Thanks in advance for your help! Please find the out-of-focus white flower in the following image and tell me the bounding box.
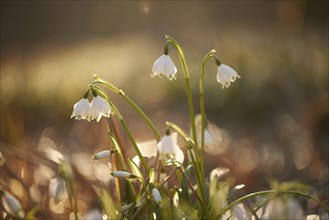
[71,98,91,121]
[157,134,180,160]
[262,197,303,219]
[111,171,136,179]
[90,96,111,122]
[83,209,104,220]
[0,151,5,166]
[92,150,112,160]
[232,203,249,220]
[216,64,240,89]
[195,114,227,155]
[152,188,163,207]
[306,214,320,220]
[152,54,177,81]
[49,177,67,204]
[1,192,25,218]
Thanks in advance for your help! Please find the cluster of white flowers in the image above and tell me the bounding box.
[71,96,111,122]
[152,52,240,88]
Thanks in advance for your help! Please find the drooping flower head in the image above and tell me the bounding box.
[157,131,181,161]
[71,88,111,122]
[1,192,25,218]
[49,177,67,204]
[71,98,91,121]
[152,45,177,81]
[215,59,240,89]
[152,188,163,207]
[89,96,112,122]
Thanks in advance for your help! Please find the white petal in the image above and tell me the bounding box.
[90,96,111,122]
[111,171,135,178]
[2,192,25,218]
[49,177,67,204]
[152,55,177,80]
[71,98,91,121]
[92,150,112,160]
[216,64,240,88]
[175,148,185,164]
[137,139,158,158]
[157,135,180,159]
[152,188,162,207]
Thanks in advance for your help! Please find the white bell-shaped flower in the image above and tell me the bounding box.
[216,64,240,89]
[1,192,25,218]
[71,98,91,121]
[152,54,177,81]
[90,96,111,122]
[262,197,303,219]
[152,188,163,207]
[49,177,67,204]
[157,134,180,160]
[83,209,103,220]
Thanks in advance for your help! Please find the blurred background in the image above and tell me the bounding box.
[0,0,328,217]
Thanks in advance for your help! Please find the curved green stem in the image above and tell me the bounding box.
[199,50,217,183]
[92,86,150,173]
[107,132,126,170]
[92,77,161,141]
[220,190,329,217]
[165,121,204,211]
[165,35,198,152]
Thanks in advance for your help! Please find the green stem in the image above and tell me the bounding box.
[92,86,150,173]
[165,36,205,215]
[199,50,216,173]
[220,190,329,217]
[92,77,161,140]
[165,121,204,211]
[165,35,198,149]
[107,132,126,170]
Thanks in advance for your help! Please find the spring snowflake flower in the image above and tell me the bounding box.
[152,188,163,207]
[90,96,111,122]
[152,54,177,81]
[71,98,91,121]
[92,150,112,160]
[49,177,67,204]
[157,134,180,160]
[262,197,303,219]
[111,171,136,179]
[216,64,240,89]
[1,192,25,218]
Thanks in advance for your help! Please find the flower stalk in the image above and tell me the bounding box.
[91,85,150,173]
[92,76,161,140]
[199,49,217,175]
[164,35,198,152]
[219,190,329,218]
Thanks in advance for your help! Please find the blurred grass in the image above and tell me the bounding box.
[0,0,328,191]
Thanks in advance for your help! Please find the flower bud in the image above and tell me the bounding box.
[92,150,116,160]
[49,177,67,204]
[1,192,25,218]
[111,171,136,179]
[152,188,162,207]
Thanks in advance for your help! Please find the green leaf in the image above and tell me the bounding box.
[127,158,143,181]
[26,205,40,220]
[149,168,155,184]
[180,165,192,205]
[125,179,136,204]
[99,189,118,219]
